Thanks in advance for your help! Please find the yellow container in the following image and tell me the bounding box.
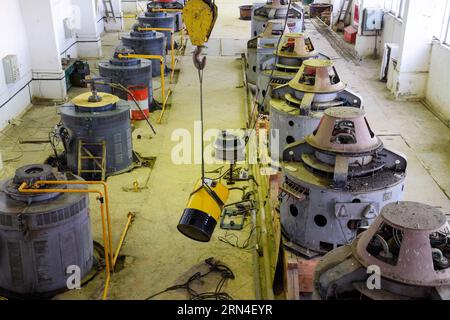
[177,179,229,242]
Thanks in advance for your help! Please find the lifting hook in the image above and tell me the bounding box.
[193,46,206,71]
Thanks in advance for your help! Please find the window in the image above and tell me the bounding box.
[431,0,449,40]
[384,0,404,18]
[398,0,406,18]
[446,13,450,45]
[431,0,450,45]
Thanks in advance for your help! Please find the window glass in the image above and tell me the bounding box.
[398,0,406,18]
[446,20,450,44]
[431,0,449,40]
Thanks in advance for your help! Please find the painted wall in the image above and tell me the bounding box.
[0,0,109,130]
[53,0,79,59]
[0,0,33,130]
[121,0,146,14]
[426,43,450,126]
[380,13,403,50]
[75,0,104,57]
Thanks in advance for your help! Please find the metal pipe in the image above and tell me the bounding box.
[32,180,113,269]
[253,164,274,300]
[137,27,176,72]
[170,57,179,83]
[251,209,262,299]
[113,212,136,268]
[117,53,166,104]
[241,54,262,300]
[149,8,183,13]
[157,88,173,124]
[18,181,112,300]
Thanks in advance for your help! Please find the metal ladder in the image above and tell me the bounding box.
[102,0,117,23]
[77,141,107,181]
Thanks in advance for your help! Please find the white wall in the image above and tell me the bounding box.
[53,0,79,59]
[0,0,33,130]
[0,0,112,130]
[75,0,104,57]
[20,0,67,101]
[426,43,450,126]
[380,13,403,50]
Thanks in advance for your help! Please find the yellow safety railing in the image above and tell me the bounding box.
[18,180,135,300]
[117,53,166,105]
[137,27,176,81]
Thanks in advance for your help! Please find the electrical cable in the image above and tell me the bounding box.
[218,225,261,251]
[93,81,157,135]
[145,258,234,300]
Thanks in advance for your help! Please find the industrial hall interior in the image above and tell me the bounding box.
[0,0,450,302]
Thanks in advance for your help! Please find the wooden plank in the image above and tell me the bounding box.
[286,258,300,300]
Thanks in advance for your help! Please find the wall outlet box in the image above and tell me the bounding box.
[2,55,20,84]
[363,8,383,31]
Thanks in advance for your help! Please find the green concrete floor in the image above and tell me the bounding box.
[0,0,449,300]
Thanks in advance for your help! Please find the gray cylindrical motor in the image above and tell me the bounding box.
[121,24,166,77]
[280,108,407,254]
[138,12,176,50]
[146,1,183,32]
[59,93,133,180]
[0,164,93,298]
[251,1,304,37]
[99,48,153,107]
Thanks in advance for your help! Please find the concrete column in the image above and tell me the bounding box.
[73,0,103,57]
[19,0,67,101]
[105,0,125,31]
[391,0,433,99]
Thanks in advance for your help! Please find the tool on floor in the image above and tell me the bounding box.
[177,0,230,242]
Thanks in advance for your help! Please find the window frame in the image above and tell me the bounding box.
[445,8,450,45]
[384,0,405,19]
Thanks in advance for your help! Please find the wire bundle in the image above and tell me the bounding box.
[146,257,235,300]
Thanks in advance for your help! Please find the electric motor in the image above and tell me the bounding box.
[280,107,407,254]
[0,164,93,298]
[121,23,166,77]
[59,92,134,180]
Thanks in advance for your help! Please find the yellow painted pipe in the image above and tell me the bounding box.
[157,88,173,124]
[117,53,166,105]
[137,27,176,72]
[149,8,183,13]
[32,180,113,269]
[18,181,112,300]
[170,58,179,83]
[112,212,135,268]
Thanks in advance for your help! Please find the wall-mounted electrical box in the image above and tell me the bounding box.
[63,17,74,39]
[363,8,383,31]
[2,55,20,84]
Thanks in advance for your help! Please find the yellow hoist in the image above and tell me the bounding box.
[177,0,230,242]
